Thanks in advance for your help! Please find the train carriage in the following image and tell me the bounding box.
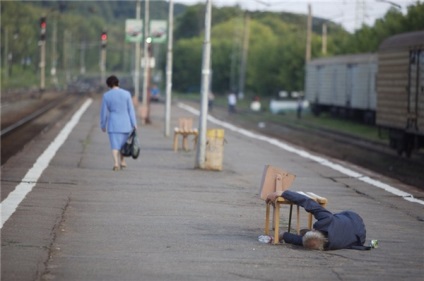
[376,31,424,156]
[305,54,378,122]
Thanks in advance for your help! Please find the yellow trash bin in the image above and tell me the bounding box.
[205,129,225,171]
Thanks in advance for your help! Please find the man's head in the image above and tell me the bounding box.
[106,75,119,88]
[302,230,327,251]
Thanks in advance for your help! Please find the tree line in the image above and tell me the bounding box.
[1,1,423,96]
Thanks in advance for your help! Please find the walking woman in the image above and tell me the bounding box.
[100,75,137,171]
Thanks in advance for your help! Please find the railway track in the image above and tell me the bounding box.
[1,98,65,136]
[203,102,424,190]
[1,92,86,166]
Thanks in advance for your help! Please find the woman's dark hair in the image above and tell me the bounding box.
[106,75,119,88]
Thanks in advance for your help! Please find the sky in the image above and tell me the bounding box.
[174,0,418,32]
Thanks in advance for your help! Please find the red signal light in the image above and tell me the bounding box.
[101,31,107,49]
[40,17,46,29]
[40,17,47,41]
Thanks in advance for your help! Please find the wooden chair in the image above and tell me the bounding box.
[264,191,327,245]
[259,165,328,244]
[173,118,198,151]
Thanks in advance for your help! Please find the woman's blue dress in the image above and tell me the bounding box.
[100,88,137,150]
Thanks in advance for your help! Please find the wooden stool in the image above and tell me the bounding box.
[173,118,198,151]
[264,191,328,244]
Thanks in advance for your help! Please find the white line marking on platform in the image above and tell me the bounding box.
[178,102,424,206]
[0,98,93,229]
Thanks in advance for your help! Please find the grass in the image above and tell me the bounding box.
[2,71,39,90]
[173,92,388,144]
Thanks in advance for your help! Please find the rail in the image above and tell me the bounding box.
[1,98,65,137]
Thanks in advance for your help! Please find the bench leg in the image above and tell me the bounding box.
[183,135,189,151]
[173,133,179,151]
[193,135,198,150]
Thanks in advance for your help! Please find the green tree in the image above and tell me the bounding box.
[173,37,203,92]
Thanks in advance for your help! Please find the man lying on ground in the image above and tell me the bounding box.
[266,190,369,250]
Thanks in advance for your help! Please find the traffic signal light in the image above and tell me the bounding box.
[40,17,46,41]
[101,31,107,48]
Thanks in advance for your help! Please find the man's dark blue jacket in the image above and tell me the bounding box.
[281,190,367,250]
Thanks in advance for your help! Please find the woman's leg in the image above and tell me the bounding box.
[112,149,120,169]
[120,153,127,167]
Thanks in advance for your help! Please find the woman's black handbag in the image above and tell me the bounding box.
[121,129,140,159]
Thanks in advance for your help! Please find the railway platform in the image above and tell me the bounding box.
[1,96,423,281]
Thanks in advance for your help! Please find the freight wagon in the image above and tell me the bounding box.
[305,53,378,124]
[376,31,424,157]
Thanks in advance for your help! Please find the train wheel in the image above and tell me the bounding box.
[396,145,403,156]
[404,134,414,158]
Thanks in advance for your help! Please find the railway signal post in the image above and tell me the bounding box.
[100,31,107,85]
[39,16,46,97]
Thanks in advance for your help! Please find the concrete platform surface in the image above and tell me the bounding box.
[1,97,423,281]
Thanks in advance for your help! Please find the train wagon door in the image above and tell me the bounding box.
[312,65,323,115]
[407,49,423,131]
[346,64,358,114]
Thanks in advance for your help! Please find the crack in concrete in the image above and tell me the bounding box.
[40,194,72,281]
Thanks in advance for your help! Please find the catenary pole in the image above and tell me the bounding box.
[322,23,327,55]
[195,0,212,169]
[305,3,312,63]
[164,0,174,137]
[4,28,8,79]
[238,12,250,100]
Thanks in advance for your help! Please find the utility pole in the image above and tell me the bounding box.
[39,16,47,96]
[80,41,86,74]
[4,27,8,79]
[322,23,327,55]
[195,0,212,169]
[238,12,250,100]
[63,30,68,84]
[134,0,141,106]
[305,4,312,63]
[230,18,241,93]
[142,0,151,124]
[51,18,58,86]
[355,0,366,31]
[164,0,174,137]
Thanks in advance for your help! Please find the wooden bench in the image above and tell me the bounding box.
[173,118,198,151]
[264,191,328,245]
